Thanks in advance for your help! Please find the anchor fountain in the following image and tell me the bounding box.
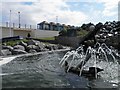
[59,42,119,79]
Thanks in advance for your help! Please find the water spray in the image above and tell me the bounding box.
[59,42,119,78]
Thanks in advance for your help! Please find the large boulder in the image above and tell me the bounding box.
[84,40,94,46]
[37,42,45,50]
[12,49,28,55]
[0,49,12,56]
[41,48,49,52]
[52,45,58,50]
[45,45,53,51]
[13,45,25,51]
[19,41,27,47]
[2,45,13,51]
[57,44,64,49]
[27,40,40,46]
[26,45,40,52]
[28,49,37,53]
[89,25,95,31]
[18,41,28,51]
[96,39,106,43]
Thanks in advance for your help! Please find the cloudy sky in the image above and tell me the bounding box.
[1,0,120,28]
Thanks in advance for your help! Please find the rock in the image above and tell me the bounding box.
[105,25,112,31]
[45,45,52,51]
[52,45,58,50]
[13,45,25,51]
[57,44,63,49]
[19,41,27,47]
[28,49,37,53]
[0,49,12,56]
[18,41,28,51]
[27,40,40,46]
[26,45,40,52]
[12,49,28,55]
[89,25,95,31]
[41,48,49,52]
[2,45,13,51]
[37,42,45,50]
[98,39,106,43]
[85,40,94,46]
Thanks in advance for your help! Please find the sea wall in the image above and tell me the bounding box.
[33,30,59,38]
[0,27,59,39]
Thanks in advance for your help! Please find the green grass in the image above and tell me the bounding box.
[2,37,55,46]
[77,30,89,37]
[38,37,55,40]
[3,39,29,46]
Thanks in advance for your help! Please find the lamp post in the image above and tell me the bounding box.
[118,1,120,21]
[9,10,12,37]
[56,16,58,30]
[56,16,58,23]
[18,11,20,28]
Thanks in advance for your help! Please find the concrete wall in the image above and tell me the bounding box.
[13,28,33,38]
[33,30,59,38]
[1,27,13,38]
[0,27,59,39]
[0,27,2,39]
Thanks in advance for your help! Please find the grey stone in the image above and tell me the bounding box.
[45,45,52,51]
[13,45,25,51]
[12,49,28,55]
[42,48,49,52]
[2,45,13,51]
[52,45,58,50]
[85,40,94,46]
[0,49,12,56]
[37,42,45,50]
[19,41,27,47]
[27,45,40,52]
[89,25,95,31]
[57,44,63,49]
[28,49,37,53]
[99,39,106,43]
[27,40,40,46]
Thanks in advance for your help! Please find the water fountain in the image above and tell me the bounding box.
[59,42,119,79]
[0,42,119,88]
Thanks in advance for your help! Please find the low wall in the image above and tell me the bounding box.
[0,27,59,39]
[14,29,33,38]
[33,30,59,38]
[55,36,82,47]
[1,27,13,38]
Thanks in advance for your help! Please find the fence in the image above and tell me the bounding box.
[0,22,37,29]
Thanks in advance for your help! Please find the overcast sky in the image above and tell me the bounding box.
[1,0,120,27]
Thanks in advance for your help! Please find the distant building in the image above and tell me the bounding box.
[37,21,76,31]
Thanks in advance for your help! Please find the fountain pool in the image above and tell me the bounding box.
[0,47,119,89]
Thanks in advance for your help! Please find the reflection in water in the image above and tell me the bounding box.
[1,51,119,88]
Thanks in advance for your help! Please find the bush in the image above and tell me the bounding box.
[59,29,67,36]
[77,30,89,37]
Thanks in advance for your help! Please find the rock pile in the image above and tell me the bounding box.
[95,21,120,48]
[0,40,65,56]
[82,21,120,49]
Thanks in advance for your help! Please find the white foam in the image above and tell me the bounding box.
[0,48,69,66]
[0,73,14,76]
[0,56,17,66]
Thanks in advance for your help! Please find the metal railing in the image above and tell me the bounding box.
[0,22,37,30]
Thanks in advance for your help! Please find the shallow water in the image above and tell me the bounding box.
[0,51,119,89]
